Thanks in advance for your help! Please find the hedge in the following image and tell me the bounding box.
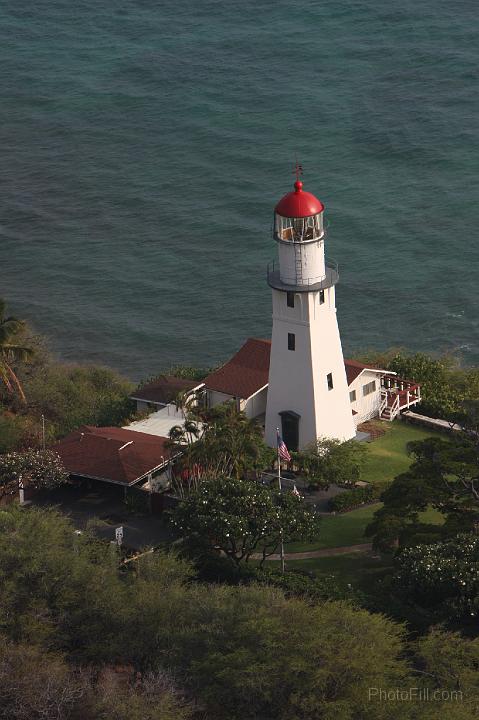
[329,485,375,513]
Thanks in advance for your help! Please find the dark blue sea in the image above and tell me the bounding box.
[0,0,478,380]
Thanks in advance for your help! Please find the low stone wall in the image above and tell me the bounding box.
[401,410,461,434]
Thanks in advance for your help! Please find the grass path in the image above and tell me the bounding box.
[253,543,373,561]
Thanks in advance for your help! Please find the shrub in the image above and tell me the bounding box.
[328,485,375,512]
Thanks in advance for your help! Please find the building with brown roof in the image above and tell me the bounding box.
[130,375,204,413]
[53,426,177,490]
[203,338,271,420]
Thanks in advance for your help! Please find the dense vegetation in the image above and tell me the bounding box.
[0,300,140,450]
[3,301,479,715]
[1,505,478,720]
[292,437,368,489]
[329,484,377,512]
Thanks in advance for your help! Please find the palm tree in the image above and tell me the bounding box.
[0,299,33,403]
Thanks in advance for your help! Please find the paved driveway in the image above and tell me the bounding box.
[34,485,173,550]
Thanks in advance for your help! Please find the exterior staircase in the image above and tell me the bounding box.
[379,375,421,421]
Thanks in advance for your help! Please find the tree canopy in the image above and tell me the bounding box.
[0,449,68,503]
[392,535,479,628]
[0,505,477,719]
[170,476,321,565]
[0,299,33,403]
[292,437,368,489]
[366,432,479,550]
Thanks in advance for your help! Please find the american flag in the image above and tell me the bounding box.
[292,484,301,498]
[277,431,291,462]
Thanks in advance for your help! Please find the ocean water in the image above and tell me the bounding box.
[0,0,478,380]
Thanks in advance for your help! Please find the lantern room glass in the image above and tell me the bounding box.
[274,212,324,243]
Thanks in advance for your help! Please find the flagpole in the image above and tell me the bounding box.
[277,428,285,574]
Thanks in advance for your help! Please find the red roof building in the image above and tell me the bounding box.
[204,338,271,399]
[131,375,203,408]
[53,426,174,487]
[344,359,376,386]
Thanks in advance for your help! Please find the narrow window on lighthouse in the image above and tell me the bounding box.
[287,291,295,308]
[319,290,325,304]
[288,333,295,351]
[327,373,334,391]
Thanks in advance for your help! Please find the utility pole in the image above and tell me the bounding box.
[277,428,285,573]
[41,414,46,450]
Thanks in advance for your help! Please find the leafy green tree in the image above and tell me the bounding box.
[0,449,68,503]
[0,299,33,403]
[96,671,193,720]
[2,504,477,719]
[164,584,412,720]
[23,363,136,438]
[392,535,479,626]
[413,629,479,706]
[366,430,479,549]
[405,353,464,420]
[168,364,209,381]
[254,566,357,603]
[0,506,128,652]
[170,476,321,566]
[0,413,38,453]
[0,638,93,720]
[293,437,368,489]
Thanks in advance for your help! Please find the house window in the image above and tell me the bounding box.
[349,390,356,403]
[288,333,295,351]
[319,290,325,304]
[327,373,334,391]
[362,380,376,396]
[287,291,295,308]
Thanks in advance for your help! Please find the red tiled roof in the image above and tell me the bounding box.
[131,375,201,405]
[53,426,172,486]
[344,359,371,385]
[204,338,271,399]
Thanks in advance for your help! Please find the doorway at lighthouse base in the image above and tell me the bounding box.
[279,410,300,452]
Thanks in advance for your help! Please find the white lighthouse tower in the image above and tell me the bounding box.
[265,173,356,450]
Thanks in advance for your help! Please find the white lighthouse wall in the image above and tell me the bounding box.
[308,288,356,442]
[265,288,356,449]
[278,238,326,285]
[265,290,317,448]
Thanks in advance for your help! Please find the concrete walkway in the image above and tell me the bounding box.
[252,542,373,561]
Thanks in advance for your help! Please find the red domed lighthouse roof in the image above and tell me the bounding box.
[275,180,324,218]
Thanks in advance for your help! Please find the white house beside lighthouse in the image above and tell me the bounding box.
[264,177,356,450]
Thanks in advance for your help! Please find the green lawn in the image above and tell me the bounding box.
[286,503,444,553]
[285,553,394,595]
[286,503,381,552]
[362,420,443,484]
